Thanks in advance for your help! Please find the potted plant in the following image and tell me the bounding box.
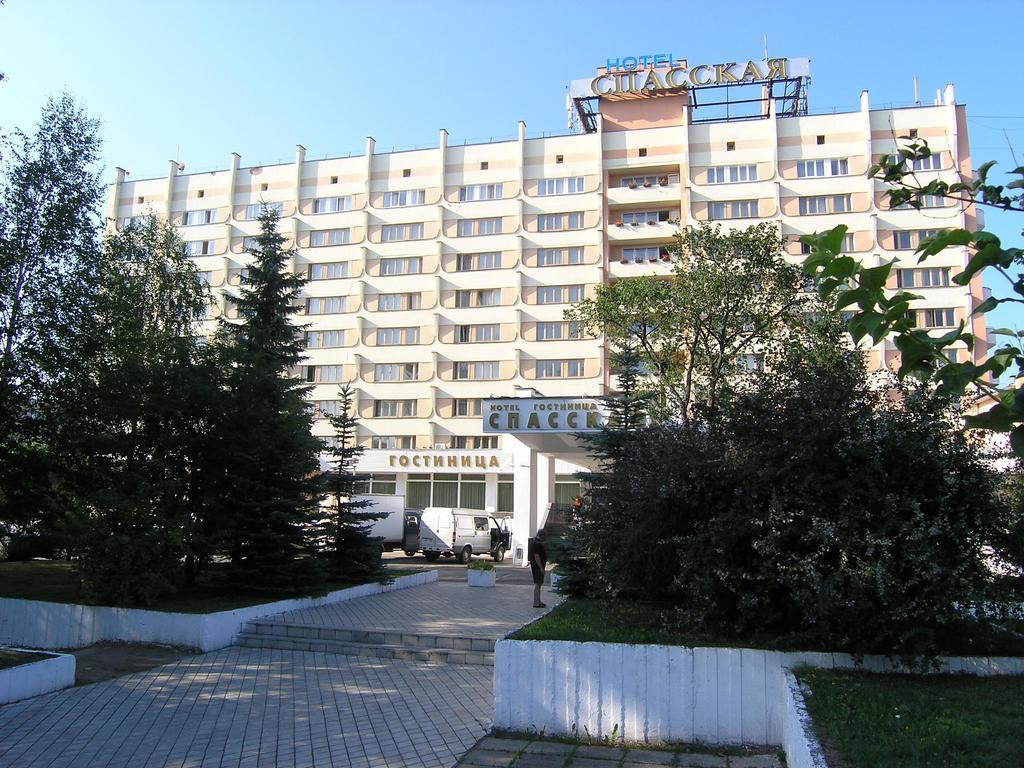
[466,558,496,587]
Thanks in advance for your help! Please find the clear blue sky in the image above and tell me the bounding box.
[2,0,1023,328]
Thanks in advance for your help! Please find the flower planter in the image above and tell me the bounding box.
[467,569,496,588]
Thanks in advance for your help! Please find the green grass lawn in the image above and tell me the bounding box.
[0,649,53,671]
[798,668,1024,768]
[0,560,421,613]
[512,598,1024,657]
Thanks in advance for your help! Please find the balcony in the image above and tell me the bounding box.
[607,219,679,243]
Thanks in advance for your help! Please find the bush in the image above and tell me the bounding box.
[575,332,1012,658]
[467,559,495,571]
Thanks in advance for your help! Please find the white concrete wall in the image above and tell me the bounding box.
[780,671,829,768]
[493,640,1024,747]
[0,570,436,652]
[0,650,76,705]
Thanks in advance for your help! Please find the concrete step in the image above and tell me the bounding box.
[234,630,494,666]
[241,619,496,653]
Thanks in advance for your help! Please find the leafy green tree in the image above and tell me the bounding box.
[320,383,386,582]
[801,138,1024,451]
[215,206,324,592]
[574,319,1011,659]
[72,216,217,604]
[568,222,809,417]
[0,93,103,553]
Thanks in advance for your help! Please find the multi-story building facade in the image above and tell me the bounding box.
[106,56,987,561]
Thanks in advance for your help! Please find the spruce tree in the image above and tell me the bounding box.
[561,345,651,597]
[216,206,323,593]
[321,383,387,582]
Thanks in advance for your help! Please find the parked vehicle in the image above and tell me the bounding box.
[355,494,422,553]
[418,508,511,564]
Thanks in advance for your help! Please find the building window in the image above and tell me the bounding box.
[816,135,826,145]
[310,228,350,247]
[243,202,282,220]
[242,236,259,251]
[796,158,849,178]
[725,141,736,151]
[480,161,489,170]
[706,164,757,184]
[453,361,500,380]
[536,359,584,378]
[536,285,583,305]
[372,436,414,449]
[376,327,420,346]
[312,399,345,418]
[893,229,940,250]
[352,473,398,495]
[379,256,422,276]
[306,296,346,314]
[407,472,488,509]
[309,261,348,280]
[638,147,648,157]
[121,215,148,228]
[448,437,498,452]
[537,177,585,196]
[537,321,582,340]
[402,169,411,178]
[709,200,757,220]
[377,292,421,311]
[184,240,216,256]
[458,183,503,202]
[454,398,482,417]
[373,399,415,418]
[375,363,419,382]
[910,308,956,328]
[456,323,499,343]
[313,196,353,214]
[537,247,583,267]
[737,353,762,371]
[896,267,951,289]
[497,474,514,513]
[183,208,216,226]
[798,195,851,215]
[303,365,346,383]
[306,329,347,349]
[455,288,501,308]
[537,212,584,231]
[555,155,564,164]
[457,217,502,237]
[380,223,425,242]
[382,189,426,208]
[620,210,673,225]
[456,252,500,271]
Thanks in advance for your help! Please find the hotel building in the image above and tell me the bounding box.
[106,56,987,562]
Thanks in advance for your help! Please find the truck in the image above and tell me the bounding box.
[417,508,511,564]
[354,494,422,554]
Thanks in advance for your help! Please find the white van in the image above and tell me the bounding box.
[418,508,510,563]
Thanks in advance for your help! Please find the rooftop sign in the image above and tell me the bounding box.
[569,57,810,99]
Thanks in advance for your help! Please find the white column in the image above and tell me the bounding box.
[537,455,556,529]
[508,435,537,566]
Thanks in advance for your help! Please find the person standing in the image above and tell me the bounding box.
[529,528,548,608]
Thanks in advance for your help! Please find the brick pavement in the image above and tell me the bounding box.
[0,647,491,768]
[263,581,557,639]
[457,736,783,768]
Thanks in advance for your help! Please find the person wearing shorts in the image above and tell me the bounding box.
[529,528,548,608]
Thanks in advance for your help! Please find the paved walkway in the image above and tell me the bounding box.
[0,647,491,768]
[459,736,783,768]
[265,581,556,639]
